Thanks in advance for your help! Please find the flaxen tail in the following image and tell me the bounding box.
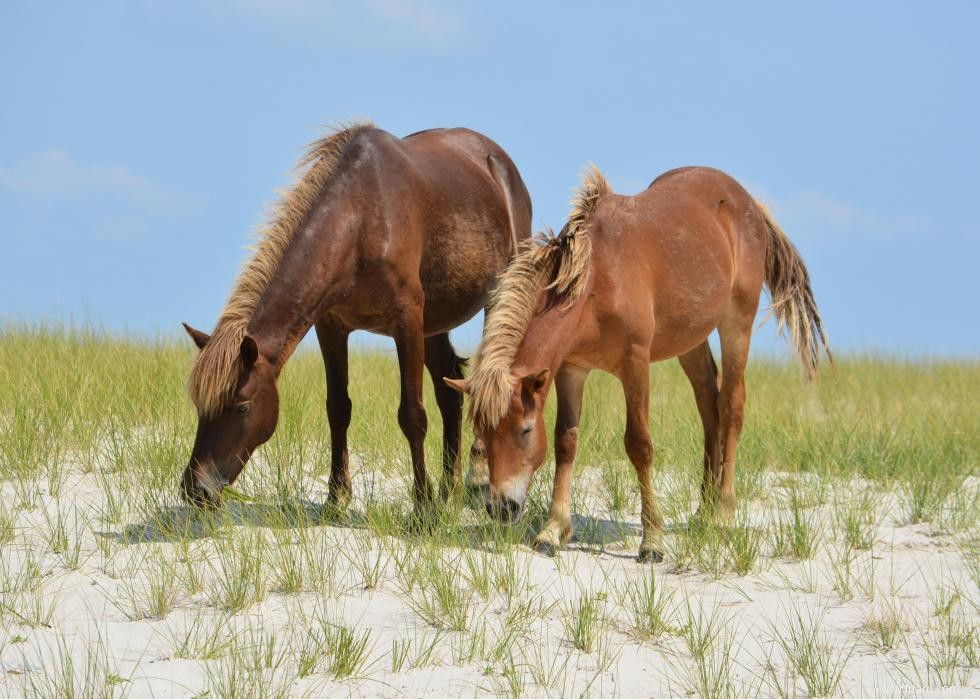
[755,201,832,379]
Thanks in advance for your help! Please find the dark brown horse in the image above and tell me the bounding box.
[447,165,829,561]
[180,122,531,514]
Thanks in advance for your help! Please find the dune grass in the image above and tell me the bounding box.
[0,323,977,696]
[2,324,976,502]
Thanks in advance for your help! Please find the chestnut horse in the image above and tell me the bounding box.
[446,165,829,561]
[180,122,531,514]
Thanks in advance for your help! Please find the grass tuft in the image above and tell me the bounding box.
[769,604,853,697]
[562,591,607,653]
[618,568,675,642]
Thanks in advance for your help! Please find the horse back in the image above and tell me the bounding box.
[331,127,532,334]
[586,167,767,360]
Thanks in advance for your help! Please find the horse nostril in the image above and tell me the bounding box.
[486,495,523,523]
[503,497,521,520]
[486,497,521,522]
[486,498,511,522]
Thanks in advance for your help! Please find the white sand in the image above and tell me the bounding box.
[0,464,977,697]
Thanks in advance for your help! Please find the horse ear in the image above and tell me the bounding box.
[182,322,210,350]
[240,334,259,368]
[443,377,471,394]
[521,368,550,393]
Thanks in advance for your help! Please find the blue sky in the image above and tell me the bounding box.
[1,1,978,356]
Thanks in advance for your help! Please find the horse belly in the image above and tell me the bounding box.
[648,309,726,361]
[419,213,513,335]
[645,233,735,361]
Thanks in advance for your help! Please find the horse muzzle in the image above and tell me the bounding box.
[485,486,526,523]
[180,462,226,509]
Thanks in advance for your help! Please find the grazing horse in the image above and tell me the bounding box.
[446,165,830,561]
[180,122,532,514]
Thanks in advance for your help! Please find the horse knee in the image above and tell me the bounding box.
[728,411,744,434]
[326,395,352,431]
[398,399,427,440]
[718,397,744,433]
[555,426,579,463]
[624,429,653,467]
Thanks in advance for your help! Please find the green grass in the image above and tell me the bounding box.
[679,600,740,698]
[1,325,976,504]
[861,597,907,653]
[402,546,474,631]
[163,612,236,660]
[16,634,126,699]
[115,546,184,620]
[0,323,977,695]
[768,605,854,697]
[562,590,607,653]
[617,568,675,642]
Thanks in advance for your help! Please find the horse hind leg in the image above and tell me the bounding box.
[677,341,722,520]
[424,332,466,501]
[713,309,756,521]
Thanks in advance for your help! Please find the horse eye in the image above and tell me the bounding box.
[521,425,533,436]
[236,403,250,415]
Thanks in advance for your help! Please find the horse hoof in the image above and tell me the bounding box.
[694,500,736,525]
[533,540,558,558]
[637,548,663,564]
[326,488,352,512]
[319,502,346,523]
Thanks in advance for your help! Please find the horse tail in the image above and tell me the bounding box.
[755,200,832,379]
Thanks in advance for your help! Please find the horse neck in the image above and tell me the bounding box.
[510,298,586,379]
[246,191,356,375]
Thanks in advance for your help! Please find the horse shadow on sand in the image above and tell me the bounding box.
[106,493,678,560]
[104,499,342,545]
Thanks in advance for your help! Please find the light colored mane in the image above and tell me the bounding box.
[189,121,373,416]
[468,163,610,429]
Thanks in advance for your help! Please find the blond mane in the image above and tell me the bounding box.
[468,164,610,429]
[189,121,373,416]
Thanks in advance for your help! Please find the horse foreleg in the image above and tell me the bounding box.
[534,364,588,557]
[315,322,353,508]
[621,356,665,563]
[394,300,434,516]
